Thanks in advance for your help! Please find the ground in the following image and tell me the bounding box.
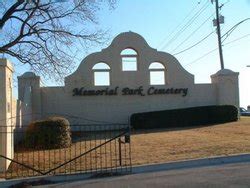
[131,117,250,165]
[2,117,250,179]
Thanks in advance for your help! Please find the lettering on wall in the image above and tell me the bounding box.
[73,86,188,97]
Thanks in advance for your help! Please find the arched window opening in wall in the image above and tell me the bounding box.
[149,62,165,85]
[92,62,110,86]
[121,48,137,71]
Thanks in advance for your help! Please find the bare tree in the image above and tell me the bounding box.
[0,0,115,81]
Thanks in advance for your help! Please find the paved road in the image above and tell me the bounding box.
[45,162,250,188]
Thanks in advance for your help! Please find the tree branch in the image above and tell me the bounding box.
[0,0,24,29]
[0,0,115,81]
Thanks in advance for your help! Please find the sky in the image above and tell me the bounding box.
[8,0,250,108]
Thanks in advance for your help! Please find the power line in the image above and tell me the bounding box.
[185,33,250,66]
[224,33,250,46]
[161,2,210,50]
[157,1,203,49]
[173,30,216,56]
[171,0,231,55]
[172,0,230,54]
[161,0,210,50]
[221,0,231,7]
[171,13,215,53]
[185,48,218,66]
[221,18,250,43]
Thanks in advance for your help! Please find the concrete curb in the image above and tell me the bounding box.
[1,153,250,188]
[132,153,250,174]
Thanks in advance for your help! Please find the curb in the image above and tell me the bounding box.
[132,153,250,174]
[1,153,250,187]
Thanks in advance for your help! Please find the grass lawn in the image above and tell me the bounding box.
[2,117,250,179]
[131,117,250,165]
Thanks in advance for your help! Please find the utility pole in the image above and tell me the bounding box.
[212,0,225,69]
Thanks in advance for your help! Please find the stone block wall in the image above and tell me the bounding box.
[0,59,20,173]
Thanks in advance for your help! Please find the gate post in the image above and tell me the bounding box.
[0,59,14,173]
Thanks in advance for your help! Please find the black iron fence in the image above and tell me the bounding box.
[0,124,131,179]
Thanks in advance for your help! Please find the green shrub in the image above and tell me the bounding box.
[25,116,72,149]
[131,105,238,129]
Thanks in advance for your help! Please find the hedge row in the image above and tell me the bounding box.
[130,105,238,129]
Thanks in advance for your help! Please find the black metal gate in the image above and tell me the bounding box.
[0,124,131,179]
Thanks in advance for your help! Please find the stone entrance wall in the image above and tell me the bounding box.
[0,32,240,172]
[17,32,239,126]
